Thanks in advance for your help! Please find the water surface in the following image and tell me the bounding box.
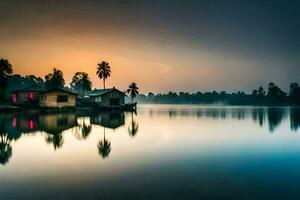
[1,105,300,200]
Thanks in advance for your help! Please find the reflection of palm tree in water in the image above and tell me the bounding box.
[73,122,92,140]
[45,134,64,150]
[97,127,111,158]
[81,123,92,139]
[128,112,139,137]
[0,132,12,165]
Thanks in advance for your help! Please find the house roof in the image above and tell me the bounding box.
[12,84,78,95]
[12,84,45,93]
[43,87,78,95]
[89,87,125,97]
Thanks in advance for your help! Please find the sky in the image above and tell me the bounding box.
[0,0,299,93]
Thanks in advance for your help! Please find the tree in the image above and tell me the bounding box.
[267,82,286,103]
[0,58,13,101]
[25,75,44,85]
[97,128,111,158]
[268,82,285,97]
[96,61,111,89]
[148,92,155,98]
[128,112,139,137]
[251,89,258,96]
[0,58,13,88]
[127,82,139,103]
[70,72,92,96]
[290,82,299,96]
[45,68,65,89]
[258,86,265,96]
[289,82,300,105]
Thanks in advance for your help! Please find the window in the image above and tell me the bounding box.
[57,95,68,102]
[29,119,34,129]
[95,96,102,102]
[12,94,17,103]
[28,92,33,100]
[12,117,16,127]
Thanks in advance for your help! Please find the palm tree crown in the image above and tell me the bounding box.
[127,82,139,103]
[96,61,111,89]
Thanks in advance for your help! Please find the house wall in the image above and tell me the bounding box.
[39,91,76,108]
[13,91,40,105]
[92,90,125,106]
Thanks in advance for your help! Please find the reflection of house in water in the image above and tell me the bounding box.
[6,113,78,135]
[38,113,78,134]
[11,114,40,133]
[6,113,78,151]
[90,112,125,129]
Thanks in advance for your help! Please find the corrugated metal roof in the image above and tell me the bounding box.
[89,88,125,97]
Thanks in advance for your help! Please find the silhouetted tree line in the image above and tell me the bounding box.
[137,82,300,105]
[1,58,138,102]
[0,57,298,105]
[0,58,93,101]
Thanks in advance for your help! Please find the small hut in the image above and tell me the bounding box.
[89,87,125,107]
[11,84,44,106]
[39,87,77,108]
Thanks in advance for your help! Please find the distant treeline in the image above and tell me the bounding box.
[136,83,300,105]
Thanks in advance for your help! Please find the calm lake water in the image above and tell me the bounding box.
[1,105,300,200]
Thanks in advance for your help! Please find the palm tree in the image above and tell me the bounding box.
[97,128,111,158]
[127,82,139,103]
[45,68,65,89]
[128,112,139,137]
[96,61,111,89]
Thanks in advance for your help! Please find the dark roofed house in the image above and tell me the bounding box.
[89,87,125,108]
[39,87,77,109]
[11,84,44,106]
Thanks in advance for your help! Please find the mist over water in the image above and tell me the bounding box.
[1,105,300,199]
